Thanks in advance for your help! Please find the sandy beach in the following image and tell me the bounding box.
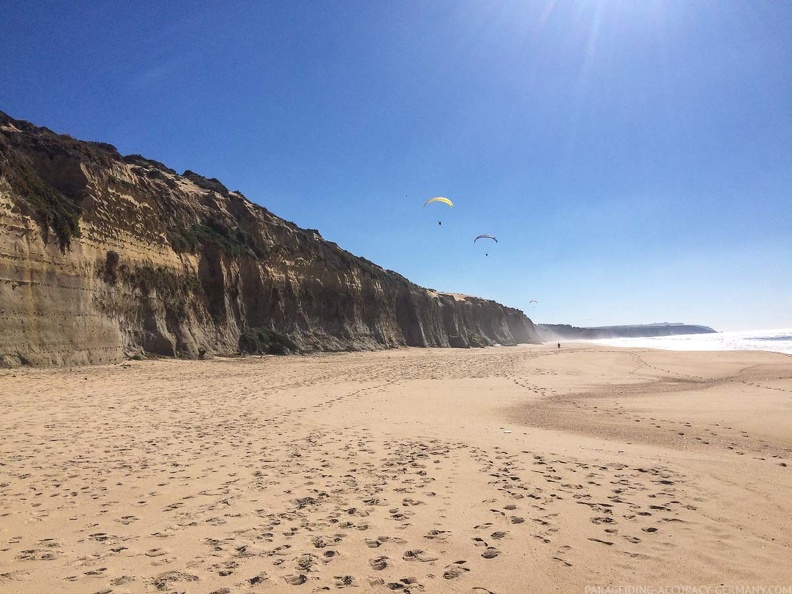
[1,344,790,593]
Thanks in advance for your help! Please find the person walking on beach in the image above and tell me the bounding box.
[557,342,561,349]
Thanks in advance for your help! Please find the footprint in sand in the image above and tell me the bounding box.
[210,560,238,576]
[588,538,614,546]
[145,548,168,557]
[481,547,500,559]
[110,576,135,586]
[322,550,338,562]
[244,572,268,586]
[152,571,198,590]
[491,531,508,539]
[402,498,424,506]
[17,549,59,561]
[334,575,355,587]
[117,515,138,525]
[591,516,615,525]
[370,556,389,570]
[311,536,332,548]
[388,509,413,522]
[296,553,320,571]
[424,529,450,541]
[366,536,405,548]
[402,549,439,562]
[284,574,307,585]
[443,561,470,579]
[268,544,292,557]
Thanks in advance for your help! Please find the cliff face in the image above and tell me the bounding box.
[0,112,540,366]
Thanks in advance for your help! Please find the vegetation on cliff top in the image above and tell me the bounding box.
[0,138,82,251]
[0,112,122,251]
[183,170,230,195]
[168,215,267,258]
[122,154,177,175]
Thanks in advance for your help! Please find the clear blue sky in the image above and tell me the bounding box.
[2,0,790,331]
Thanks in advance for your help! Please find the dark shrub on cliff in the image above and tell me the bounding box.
[183,170,229,195]
[239,328,297,356]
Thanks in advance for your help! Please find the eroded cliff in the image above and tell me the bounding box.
[0,112,540,366]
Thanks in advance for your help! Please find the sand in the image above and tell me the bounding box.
[1,344,790,593]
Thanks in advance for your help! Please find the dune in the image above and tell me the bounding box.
[0,344,790,592]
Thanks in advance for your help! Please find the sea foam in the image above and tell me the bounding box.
[590,328,792,355]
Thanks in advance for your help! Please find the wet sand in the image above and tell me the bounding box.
[1,344,791,592]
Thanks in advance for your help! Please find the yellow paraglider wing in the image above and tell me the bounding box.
[423,197,453,208]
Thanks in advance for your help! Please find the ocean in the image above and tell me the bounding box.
[590,328,792,355]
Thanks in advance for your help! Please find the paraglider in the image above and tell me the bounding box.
[473,234,497,256]
[423,197,453,226]
[423,197,453,208]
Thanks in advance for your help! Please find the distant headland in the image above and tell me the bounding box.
[537,322,717,341]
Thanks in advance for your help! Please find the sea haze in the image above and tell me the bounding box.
[591,329,792,355]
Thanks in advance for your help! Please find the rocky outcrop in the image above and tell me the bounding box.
[0,111,540,366]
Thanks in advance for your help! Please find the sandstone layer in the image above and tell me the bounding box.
[0,112,540,366]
